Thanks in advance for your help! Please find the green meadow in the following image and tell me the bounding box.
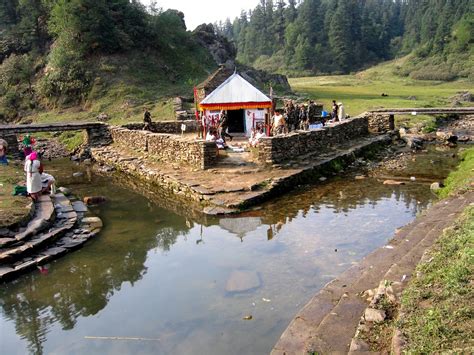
[289,57,473,127]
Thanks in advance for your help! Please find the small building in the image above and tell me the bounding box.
[199,73,272,137]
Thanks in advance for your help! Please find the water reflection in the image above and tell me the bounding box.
[0,159,439,355]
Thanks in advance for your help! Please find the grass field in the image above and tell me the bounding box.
[0,163,31,228]
[289,56,473,128]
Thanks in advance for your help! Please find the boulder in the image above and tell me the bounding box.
[225,270,261,293]
[83,196,107,205]
[402,135,423,150]
[97,112,110,121]
[81,217,103,229]
[364,308,386,322]
[58,187,72,196]
[430,182,444,191]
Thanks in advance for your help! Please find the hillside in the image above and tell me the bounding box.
[289,56,473,129]
[0,1,289,126]
[218,0,473,79]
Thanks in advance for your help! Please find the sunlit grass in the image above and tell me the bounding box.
[290,57,473,120]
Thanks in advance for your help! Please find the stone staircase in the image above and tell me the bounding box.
[0,193,102,282]
[272,191,473,354]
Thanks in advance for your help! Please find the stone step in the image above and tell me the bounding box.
[0,195,55,249]
[347,193,472,352]
[0,193,83,265]
[272,192,473,354]
[0,209,77,265]
[0,209,103,283]
[307,194,471,352]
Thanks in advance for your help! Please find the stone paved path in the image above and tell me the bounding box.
[272,191,474,354]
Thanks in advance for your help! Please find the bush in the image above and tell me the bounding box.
[37,44,93,104]
[410,64,457,81]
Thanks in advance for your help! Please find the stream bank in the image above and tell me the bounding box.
[0,148,452,354]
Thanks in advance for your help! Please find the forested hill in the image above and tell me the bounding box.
[216,0,473,78]
[0,0,220,123]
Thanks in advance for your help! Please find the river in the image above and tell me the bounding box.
[0,147,459,354]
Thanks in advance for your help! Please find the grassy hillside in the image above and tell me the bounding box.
[25,50,215,126]
[290,56,473,128]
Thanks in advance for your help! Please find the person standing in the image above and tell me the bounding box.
[218,110,233,141]
[338,102,346,121]
[299,105,308,130]
[22,134,35,158]
[143,108,152,130]
[272,109,286,136]
[331,100,339,122]
[24,151,42,202]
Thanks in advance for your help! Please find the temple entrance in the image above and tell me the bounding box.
[227,109,245,133]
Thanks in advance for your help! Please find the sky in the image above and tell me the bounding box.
[140,0,260,30]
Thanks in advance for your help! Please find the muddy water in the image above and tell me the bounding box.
[0,148,459,355]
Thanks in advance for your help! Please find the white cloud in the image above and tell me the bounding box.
[140,0,260,30]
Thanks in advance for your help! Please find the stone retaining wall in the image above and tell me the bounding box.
[367,113,395,133]
[110,127,216,170]
[122,120,199,134]
[258,116,370,164]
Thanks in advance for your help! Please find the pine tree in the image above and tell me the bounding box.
[328,0,352,72]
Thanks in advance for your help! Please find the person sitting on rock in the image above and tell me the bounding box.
[40,172,56,194]
[249,126,267,147]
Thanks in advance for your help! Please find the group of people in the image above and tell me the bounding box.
[1,134,56,202]
[271,99,346,136]
[23,147,56,202]
[205,110,234,150]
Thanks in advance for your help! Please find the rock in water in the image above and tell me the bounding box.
[72,172,84,178]
[81,217,103,229]
[83,196,107,205]
[383,180,405,185]
[58,187,72,196]
[225,270,261,293]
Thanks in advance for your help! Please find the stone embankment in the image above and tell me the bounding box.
[0,193,102,282]
[271,190,474,354]
[92,134,391,215]
[109,126,217,170]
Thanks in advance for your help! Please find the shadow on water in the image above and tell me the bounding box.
[0,148,454,355]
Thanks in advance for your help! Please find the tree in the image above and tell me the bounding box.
[328,0,352,71]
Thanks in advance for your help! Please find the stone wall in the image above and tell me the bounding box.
[258,116,369,164]
[122,120,199,134]
[110,127,216,170]
[86,126,113,147]
[366,113,395,133]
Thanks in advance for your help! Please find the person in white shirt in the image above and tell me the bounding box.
[338,102,346,121]
[24,151,42,201]
[272,109,286,136]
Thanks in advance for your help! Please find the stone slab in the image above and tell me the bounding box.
[72,201,88,213]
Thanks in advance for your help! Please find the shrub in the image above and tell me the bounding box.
[410,64,457,81]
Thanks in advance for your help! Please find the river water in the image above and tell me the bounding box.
[0,148,459,354]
